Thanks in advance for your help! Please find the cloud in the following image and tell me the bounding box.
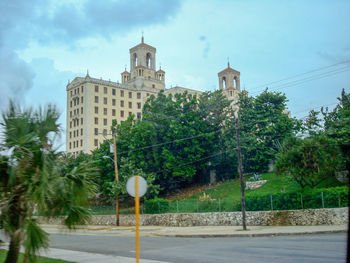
[0,0,182,112]
[199,35,210,58]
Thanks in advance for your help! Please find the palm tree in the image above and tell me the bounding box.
[0,102,97,263]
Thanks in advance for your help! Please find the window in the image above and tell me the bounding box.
[94,139,98,146]
[74,109,76,115]
[120,100,124,107]
[103,129,107,136]
[104,108,107,115]
[80,140,83,147]
[152,84,155,89]
[104,87,107,94]
[104,118,107,126]
[73,141,75,148]
[94,107,98,114]
[81,86,84,93]
[137,92,141,99]
[74,100,76,106]
[73,130,75,137]
[77,98,79,105]
[129,112,132,117]
[69,142,71,149]
[81,128,83,136]
[147,93,149,97]
[81,118,83,125]
[112,89,116,95]
[94,117,98,124]
[129,102,132,108]
[81,96,84,103]
[120,110,124,117]
[77,119,79,125]
[120,90,124,97]
[112,99,116,106]
[95,96,99,103]
[129,92,132,98]
[70,111,72,117]
[137,112,141,119]
[70,101,72,107]
[70,121,72,128]
[95,85,99,92]
[70,91,73,97]
[104,97,107,104]
[77,108,79,115]
[69,132,72,138]
[94,128,98,135]
[81,107,83,114]
[112,109,116,116]
[137,102,141,109]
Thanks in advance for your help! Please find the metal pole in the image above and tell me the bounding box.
[300,193,303,209]
[321,192,324,208]
[135,176,140,263]
[236,118,247,230]
[270,195,273,211]
[112,134,120,226]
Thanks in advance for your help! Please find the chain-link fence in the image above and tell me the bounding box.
[90,189,348,215]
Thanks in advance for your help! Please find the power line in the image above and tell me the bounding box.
[248,59,350,92]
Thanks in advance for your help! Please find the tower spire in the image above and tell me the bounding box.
[141,31,144,43]
[227,57,230,68]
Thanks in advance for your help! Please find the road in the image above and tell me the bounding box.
[46,233,347,263]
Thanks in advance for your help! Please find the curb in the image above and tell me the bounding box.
[158,229,348,238]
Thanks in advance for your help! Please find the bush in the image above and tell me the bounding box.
[144,198,170,214]
[245,186,348,211]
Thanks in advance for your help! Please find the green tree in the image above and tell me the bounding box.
[238,90,298,173]
[0,102,97,263]
[275,135,344,188]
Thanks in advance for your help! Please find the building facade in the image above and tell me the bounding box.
[66,38,241,155]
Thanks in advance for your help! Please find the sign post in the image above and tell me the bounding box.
[126,176,147,263]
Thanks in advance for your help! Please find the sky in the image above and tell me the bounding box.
[0,0,349,150]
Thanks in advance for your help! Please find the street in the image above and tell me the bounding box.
[46,233,347,263]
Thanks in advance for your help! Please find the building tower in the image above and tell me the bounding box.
[126,36,165,90]
[218,62,241,112]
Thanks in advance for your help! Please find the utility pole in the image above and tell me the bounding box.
[113,133,120,226]
[235,118,247,230]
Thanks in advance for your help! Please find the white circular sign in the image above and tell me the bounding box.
[126,176,147,197]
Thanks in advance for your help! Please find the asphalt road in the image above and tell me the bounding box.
[47,233,347,263]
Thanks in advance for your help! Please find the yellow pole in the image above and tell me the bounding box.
[113,134,119,226]
[135,176,140,263]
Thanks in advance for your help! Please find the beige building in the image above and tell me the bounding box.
[66,38,241,155]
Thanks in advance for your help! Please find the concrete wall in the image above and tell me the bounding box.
[37,207,348,227]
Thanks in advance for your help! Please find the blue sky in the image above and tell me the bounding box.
[0,0,349,149]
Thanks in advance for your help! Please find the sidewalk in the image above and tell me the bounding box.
[40,224,348,238]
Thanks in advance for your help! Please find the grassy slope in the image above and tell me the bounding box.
[170,172,346,202]
[0,249,75,263]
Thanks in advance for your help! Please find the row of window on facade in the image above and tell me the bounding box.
[70,117,83,128]
[69,128,83,139]
[70,86,84,97]
[70,107,83,117]
[69,139,83,150]
[94,96,141,108]
[93,106,141,118]
[70,96,83,108]
[94,85,148,98]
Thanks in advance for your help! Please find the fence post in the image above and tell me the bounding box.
[176,201,179,213]
[219,198,221,212]
[321,192,324,208]
[300,193,303,209]
[270,195,273,211]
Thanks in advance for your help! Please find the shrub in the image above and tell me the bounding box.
[144,198,170,214]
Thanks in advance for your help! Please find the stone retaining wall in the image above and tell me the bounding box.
[37,207,348,226]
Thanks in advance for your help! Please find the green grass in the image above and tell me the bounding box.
[0,249,75,263]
